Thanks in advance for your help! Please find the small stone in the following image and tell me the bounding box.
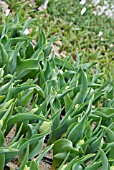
[81,7,86,15]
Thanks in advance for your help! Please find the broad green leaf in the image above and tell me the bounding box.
[8,113,48,126]
[39,121,51,133]
[16,59,39,79]
[67,114,87,144]
[53,139,78,155]
[54,152,68,160]
[30,161,39,170]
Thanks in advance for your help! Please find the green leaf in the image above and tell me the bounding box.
[29,138,44,159]
[63,156,78,170]
[74,69,88,104]
[53,139,78,156]
[0,154,5,169]
[35,27,46,50]
[0,67,4,79]
[0,147,18,154]
[1,104,14,133]
[18,144,29,170]
[72,165,83,170]
[0,130,4,147]
[64,94,72,113]
[7,123,23,146]
[44,36,56,56]
[16,59,39,79]
[0,42,8,66]
[99,148,109,170]
[8,113,48,126]
[22,19,36,32]
[49,114,78,143]
[26,42,34,58]
[51,97,61,113]
[58,152,70,170]
[67,114,87,144]
[18,90,33,107]
[9,42,25,74]
[54,152,68,160]
[2,99,14,109]
[30,161,39,170]
[84,161,102,170]
[67,154,95,170]
[12,84,36,97]
[0,75,14,95]
[18,133,46,156]
[36,144,53,164]
[89,131,104,153]
[0,95,6,101]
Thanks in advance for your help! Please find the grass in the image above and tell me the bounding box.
[0,0,114,169]
[27,0,113,79]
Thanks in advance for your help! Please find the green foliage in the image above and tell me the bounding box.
[0,0,114,169]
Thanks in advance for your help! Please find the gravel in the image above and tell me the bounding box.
[80,0,114,18]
